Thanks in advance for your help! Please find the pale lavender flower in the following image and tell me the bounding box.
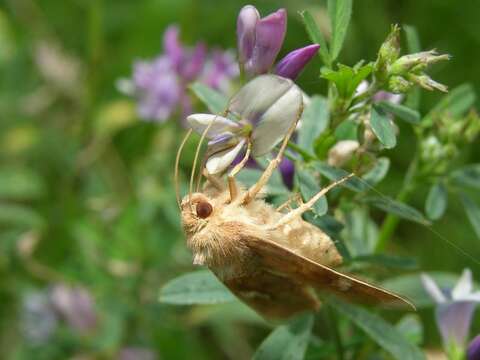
[422,269,480,348]
[119,347,157,360]
[119,25,238,122]
[468,335,480,360]
[21,291,58,344]
[187,75,303,174]
[237,5,319,80]
[355,80,404,105]
[50,284,97,335]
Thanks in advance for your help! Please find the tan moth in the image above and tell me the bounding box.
[175,75,414,319]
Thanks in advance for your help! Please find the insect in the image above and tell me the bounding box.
[175,75,414,319]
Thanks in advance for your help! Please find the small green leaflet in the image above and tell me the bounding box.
[190,82,228,114]
[159,270,236,305]
[300,10,331,66]
[425,182,448,220]
[450,164,480,190]
[364,196,429,225]
[322,64,373,99]
[424,83,476,126]
[298,96,329,154]
[327,0,353,61]
[334,119,358,141]
[297,168,328,216]
[328,298,425,360]
[362,157,390,185]
[376,101,421,124]
[370,106,396,149]
[0,203,44,229]
[0,167,46,200]
[403,25,421,53]
[314,162,367,192]
[459,193,480,240]
[395,315,423,346]
[253,313,313,360]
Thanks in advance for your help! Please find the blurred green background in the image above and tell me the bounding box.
[1,0,479,358]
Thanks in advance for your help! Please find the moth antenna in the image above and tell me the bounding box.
[195,155,207,192]
[189,118,216,208]
[174,128,193,209]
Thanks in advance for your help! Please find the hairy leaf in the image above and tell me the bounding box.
[425,182,448,220]
[328,0,353,60]
[377,101,421,124]
[300,11,330,66]
[370,106,396,149]
[364,196,429,224]
[298,96,329,154]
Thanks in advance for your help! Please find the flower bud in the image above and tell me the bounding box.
[388,75,413,93]
[275,44,320,80]
[237,5,260,65]
[327,140,360,167]
[390,50,450,76]
[376,25,401,72]
[408,73,448,92]
[468,335,480,360]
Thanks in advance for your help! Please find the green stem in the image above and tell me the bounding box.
[326,306,345,360]
[375,154,419,252]
[287,141,315,161]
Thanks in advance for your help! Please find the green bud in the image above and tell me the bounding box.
[464,111,480,142]
[388,75,412,93]
[408,74,448,93]
[390,50,450,75]
[376,25,401,71]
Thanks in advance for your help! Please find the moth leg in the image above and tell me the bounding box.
[240,111,301,205]
[227,141,252,202]
[276,193,302,212]
[269,174,354,229]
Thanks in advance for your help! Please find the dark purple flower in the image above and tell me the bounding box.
[279,157,295,189]
[468,335,480,360]
[275,44,320,80]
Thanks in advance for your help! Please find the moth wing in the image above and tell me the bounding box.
[247,238,415,310]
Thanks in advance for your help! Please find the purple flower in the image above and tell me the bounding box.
[187,75,303,174]
[50,284,97,335]
[119,25,238,122]
[237,5,319,80]
[21,291,58,344]
[468,335,480,360]
[279,157,295,189]
[422,269,480,348]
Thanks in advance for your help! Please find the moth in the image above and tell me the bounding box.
[175,75,414,319]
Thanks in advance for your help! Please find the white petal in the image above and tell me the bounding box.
[251,84,303,156]
[421,273,447,303]
[462,292,480,302]
[452,268,474,300]
[228,74,294,121]
[187,113,239,139]
[206,139,246,174]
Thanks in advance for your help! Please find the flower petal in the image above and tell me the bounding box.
[468,334,480,360]
[452,269,474,301]
[163,26,183,71]
[187,113,240,138]
[436,301,476,347]
[251,84,303,155]
[246,8,287,75]
[275,44,320,80]
[206,139,246,174]
[228,74,294,123]
[237,5,260,64]
[421,273,447,303]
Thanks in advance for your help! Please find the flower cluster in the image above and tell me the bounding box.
[118,25,238,122]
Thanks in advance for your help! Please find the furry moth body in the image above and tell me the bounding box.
[180,179,414,319]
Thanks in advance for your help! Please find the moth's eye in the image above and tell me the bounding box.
[196,201,213,219]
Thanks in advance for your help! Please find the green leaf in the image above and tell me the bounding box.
[424,84,476,126]
[0,203,44,228]
[425,182,448,220]
[322,64,373,99]
[450,164,480,190]
[190,82,228,114]
[403,25,421,53]
[350,254,418,270]
[297,168,328,216]
[370,107,396,149]
[0,167,45,200]
[377,101,421,124]
[159,270,236,305]
[314,163,367,192]
[298,96,329,154]
[459,193,480,240]
[364,196,430,225]
[300,11,330,66]
[381,272,467,308]
[253,313,313,360]
[328,299,425,360]
[396,314,423,345]
[328,0,353,61]
[362,157,390,185]
[334,119,358,141]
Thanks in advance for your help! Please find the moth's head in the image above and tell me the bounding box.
[180,193,216,235]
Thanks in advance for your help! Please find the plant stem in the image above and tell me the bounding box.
[326,306,345,360]
[287,141,315,161]
[375,154,419,252]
